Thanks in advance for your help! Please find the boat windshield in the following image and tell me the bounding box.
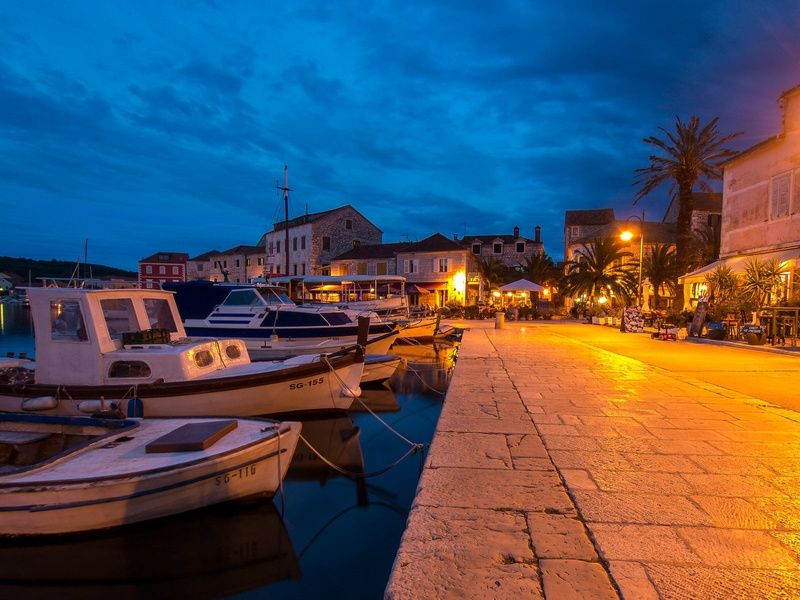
[222,289,265,307]
[100,298,139,339]
[50,300,88,341]
[256,287,294,306]
[143,298,178,332]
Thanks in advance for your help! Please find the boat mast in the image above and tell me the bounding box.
[277,165,291,278]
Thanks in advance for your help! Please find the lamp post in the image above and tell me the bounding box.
[620,210,645,307]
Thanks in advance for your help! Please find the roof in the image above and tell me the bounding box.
[216,245,264,256]
[188,250,219,261]
[140,252,189,264]
[662,192,722,222]
[405,233,465,253]
[271,204,382,233]
[572,221,677,246]
[564,209,616,227]
[460,235,541,245]
[333,242,412,261]
[680,245,800,283]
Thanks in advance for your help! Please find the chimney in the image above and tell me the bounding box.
[353,239,361,248]
[453,233,458,241]
[534,225,541,243]
[513,226,520,238]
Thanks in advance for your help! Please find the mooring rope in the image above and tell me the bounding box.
[298,432,422,479]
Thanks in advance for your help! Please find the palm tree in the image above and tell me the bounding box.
[473,256,508,299]
[562,238,637,306]
[741,258,786,307]
[518,252,558,285]
[642,243,678,309]
[635,116,741,308]
[704,264,739,305]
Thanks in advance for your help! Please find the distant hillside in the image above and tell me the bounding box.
[0,256,137,283]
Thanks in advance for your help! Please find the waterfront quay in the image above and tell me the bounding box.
[387,320,800,599]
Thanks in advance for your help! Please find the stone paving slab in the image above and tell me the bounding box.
[386,322,800,599]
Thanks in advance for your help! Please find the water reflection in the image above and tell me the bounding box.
[0,302,35,358]
[0,502,299,599]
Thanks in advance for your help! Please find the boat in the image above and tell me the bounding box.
[362,354,403,385]
[0,501,299,598]
[0,412,301,535]
[164,281,399,360]
[270,275,441,342]
[0,287,363,417]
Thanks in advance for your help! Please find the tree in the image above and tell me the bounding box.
[561,238,637,307]
[642,243,679,309]
[474,256,508,299]
[741,258,786,308]
[635,116,741,308]
[704,264,740,320]
[518,252,558,285]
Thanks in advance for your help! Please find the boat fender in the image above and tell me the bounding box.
[341,385,362,398]
[21,396,58,411]
[127,397,145,418]
[78,400,120,414]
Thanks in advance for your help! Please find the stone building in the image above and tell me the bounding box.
[260,205,382,277]
[662,192,723,257]
[681,85,800,306]
[459,225,545,269]
[330,233,472,307]
[206,245,265,283]
[185,250,218,281]
[563,209,616,261]
[138,252,189,289]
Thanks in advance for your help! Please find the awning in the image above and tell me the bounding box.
[680,246,800,283]
[405,284,432,294]
[499,278,545,292]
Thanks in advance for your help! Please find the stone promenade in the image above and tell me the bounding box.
[386,321,800,599]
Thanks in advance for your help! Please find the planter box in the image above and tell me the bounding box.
[706,328,727,341]
[745,333,766,345]
[591,317,600,324]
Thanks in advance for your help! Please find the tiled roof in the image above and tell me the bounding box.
[572,221,677,246]
[564,208,615,226]
[689,192,722,212]
[271,204,382,233]
[333,242,412,260]
[406,233,465,253]
[460,235,541,245]
[140,252,189,263]
[217,245,264,255]
[188,250,219,261]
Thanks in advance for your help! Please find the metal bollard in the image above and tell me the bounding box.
[495,311,505,329]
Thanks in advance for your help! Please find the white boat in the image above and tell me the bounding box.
[271,275,441,342]
[0,287,363,417]
[164,281,399,360]
[0,413,301,535]
[362,354,403,385]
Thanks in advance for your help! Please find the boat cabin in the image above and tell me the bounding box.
[27,288,250,386]
[268,275,408,314]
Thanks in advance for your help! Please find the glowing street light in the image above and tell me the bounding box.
[620,210,645,306]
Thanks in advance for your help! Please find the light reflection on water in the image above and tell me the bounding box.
[0,309,457,599]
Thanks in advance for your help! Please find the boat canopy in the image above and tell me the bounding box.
[267,275,407,285]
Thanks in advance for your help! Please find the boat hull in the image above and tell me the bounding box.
[0,420,301,536]
[245,329,398,361]
[361,354,403,384]
[394,316,439,342]
[0,353,364,417]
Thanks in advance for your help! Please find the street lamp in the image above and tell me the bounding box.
[619,210,645,307]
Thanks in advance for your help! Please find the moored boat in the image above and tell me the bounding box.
[0,413,301,535]
[0,287,363,416]
[164,281,399,360]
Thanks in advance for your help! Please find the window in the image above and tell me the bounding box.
[235,259,240,267]
[276,241,281,253]
[245,258,251,266]
[197,264,204,271]
[257,257,264,266]
[516,242,525,253]
[224,344,242,359]
[222,290,261,307]
[493,243,503,254]
[471,243,481,255]
[172,266,179,275]
[293,237,298,251]
[194,350,214,368]
[108,361,151,378]
[302,263,306,275]
[100,298,138,339]
[159,265,166,275]
[345,219,353,230]
[50,300,88,341]
[293,264,298,275]
[772,173,791,219]
[145,265,153,274]
[301,236,306,250]
[143,298,178,331]
[357,263,368,275]
[158,254,169,260]
[437,258,449,273]
[377,262,388,275]
[322,236,331,251]
[223,260,227,268]
[404,259,418,274]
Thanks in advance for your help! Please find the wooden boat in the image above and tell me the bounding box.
[164,281,399,360]
[0,287,363,416]
[0,413,301,535]
[361,354,403,385]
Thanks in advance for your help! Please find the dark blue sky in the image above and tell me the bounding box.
[2,1,799,268]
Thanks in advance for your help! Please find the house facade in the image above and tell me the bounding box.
[680,85,800,306]
[261,205,382,277]
[185,250,218,281]
[563,209,616,262]
[460,225,545,268]
[138,252,189,289]
[330,234,472,307]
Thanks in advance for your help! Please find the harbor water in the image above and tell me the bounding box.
[0,302,456,599]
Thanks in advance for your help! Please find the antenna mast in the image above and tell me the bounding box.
[276,165,291,279]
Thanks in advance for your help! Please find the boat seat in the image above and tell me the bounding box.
[0,431,52,445]
[146,420,238,453]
